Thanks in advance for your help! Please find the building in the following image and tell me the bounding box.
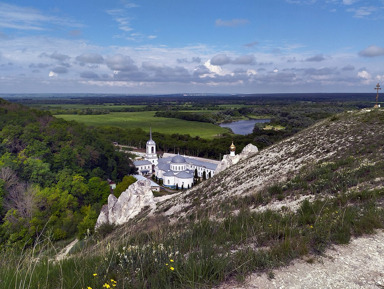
[134,129,221,189]
[134,128,159,175]
[156,153,219,189]
[133,175,160,192]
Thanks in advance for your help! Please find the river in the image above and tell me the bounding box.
[219,119,270,135]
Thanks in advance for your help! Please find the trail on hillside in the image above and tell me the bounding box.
[218,230,384,289]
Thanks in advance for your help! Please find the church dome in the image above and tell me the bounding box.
[230,142,236,152]
[171,155,186,164]
[146,139,156,145]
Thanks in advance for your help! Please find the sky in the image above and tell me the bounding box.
[0,0,383,94]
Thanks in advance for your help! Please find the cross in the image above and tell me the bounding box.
[375,83,381,107]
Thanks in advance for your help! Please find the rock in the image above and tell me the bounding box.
[214,143,258,174]
[239,143,258,157]
[95,179,155,228]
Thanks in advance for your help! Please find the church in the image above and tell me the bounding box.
[134,130,224,189]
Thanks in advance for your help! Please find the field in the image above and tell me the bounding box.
[56,111,230,139]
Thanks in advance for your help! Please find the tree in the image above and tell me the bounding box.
[114,175,137,198]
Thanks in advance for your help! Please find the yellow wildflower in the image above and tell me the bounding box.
[170,267,175,271]
[103,284,111,288]
[111,279,117,283]
[93,273,97,276]
[170,259,174,262]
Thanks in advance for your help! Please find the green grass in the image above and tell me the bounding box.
[30,104,146,110]
[56,111,230,139]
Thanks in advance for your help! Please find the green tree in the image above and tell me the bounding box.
[114,175,137,198]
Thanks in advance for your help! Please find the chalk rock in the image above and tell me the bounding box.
[95,179,155,228]
[239,143,259,157]
[214,143,258,174]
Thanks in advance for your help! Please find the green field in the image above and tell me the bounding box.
[31,104,146,110]
[56,111,231,139]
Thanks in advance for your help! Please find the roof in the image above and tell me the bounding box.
[158,155,218,171]
[134,160,152,166]
[133,175,159,187]
[176,171,193,179]
[163,171,175,177]
[146,139,156,145]
[171,155,186,164]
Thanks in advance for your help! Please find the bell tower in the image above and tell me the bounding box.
[145,127,158,166]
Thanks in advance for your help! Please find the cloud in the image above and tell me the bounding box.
[244,41,258,48]
[52,66,68,74]
[232,55,256,65]
[210,54,231,66]
[29,63,50,69]
[215,19,249,27]
[359,45,384,57]
[107,9,134,32]
[210,54,255,66]
[357,70,371,84]
[105,54,138,72]
[0,2,82,31]
[347,6,377,18]
[342,64,355,71]
[342,0,357,5]
[177,57,201,64]
[80,71,100,79]
[305,54,326,62]
[76,53,104,64]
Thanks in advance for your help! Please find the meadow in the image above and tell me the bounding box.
[56,111,230,139]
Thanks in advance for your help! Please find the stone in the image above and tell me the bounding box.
[95,179,155,228]
[214,143,258,174]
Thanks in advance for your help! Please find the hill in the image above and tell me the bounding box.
[1,108,384,288]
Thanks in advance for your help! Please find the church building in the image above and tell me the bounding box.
[134,129,223,189]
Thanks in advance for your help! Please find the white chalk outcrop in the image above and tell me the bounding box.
[95,179,155,228]
[215,143,258,174]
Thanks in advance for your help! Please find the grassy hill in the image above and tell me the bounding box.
[1,108,384,288]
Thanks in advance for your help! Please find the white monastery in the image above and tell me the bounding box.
[133,130,234,189]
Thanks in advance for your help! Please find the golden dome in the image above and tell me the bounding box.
[230,141,236,151]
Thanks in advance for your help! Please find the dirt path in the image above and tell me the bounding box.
[55,239,78,262]
[219,230,384,289]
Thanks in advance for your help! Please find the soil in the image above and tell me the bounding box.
[218,230,384,289]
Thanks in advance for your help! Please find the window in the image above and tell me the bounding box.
[151,147,154,154]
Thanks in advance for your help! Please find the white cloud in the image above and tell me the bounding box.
[357,70,372,84]
[0,2,82,31]
[48,71,58,77]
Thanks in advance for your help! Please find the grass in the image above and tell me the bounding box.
[56,111,230,139]
[2,185,383,288]
[29,103,147,111]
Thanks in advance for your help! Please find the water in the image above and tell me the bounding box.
[219,119,270,135]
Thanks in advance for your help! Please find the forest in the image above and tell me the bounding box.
[0,99,135,246]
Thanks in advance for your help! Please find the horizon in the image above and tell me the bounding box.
[0,1,383,94]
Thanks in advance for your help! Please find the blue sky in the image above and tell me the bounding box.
[0,0,383,94]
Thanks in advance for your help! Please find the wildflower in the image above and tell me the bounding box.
[310,225,313,229]
[170,267,175,271]
[87,287,92,289]
[170,259,174,263]
[111,279,117,283]
[93,273,97,276]
[103,284,111,288]
[166,263,168,266]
